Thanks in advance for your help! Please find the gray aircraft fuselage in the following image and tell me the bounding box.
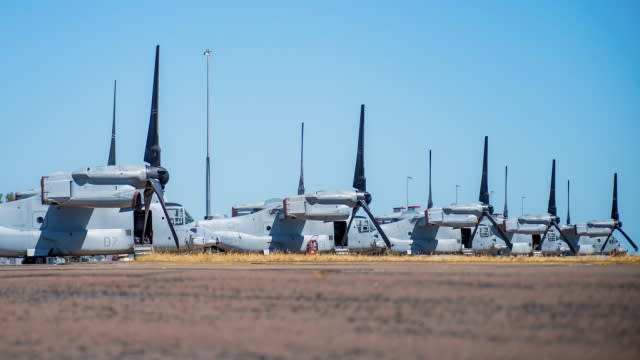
[191,191,388,253]
[0,166,190,257]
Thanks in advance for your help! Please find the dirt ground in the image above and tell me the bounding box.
[0,262,638,359]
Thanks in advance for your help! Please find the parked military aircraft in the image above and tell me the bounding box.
[504,160,577,256]
[560,174,637,255]
[0,45,189,263]
[190,105,392,253]
[377,149,464,255]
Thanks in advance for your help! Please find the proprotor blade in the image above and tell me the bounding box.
[547,159,557,216]
[108,80,117,166]
[359,200,392,249]
[352,104,366,192]
[144,45,161,167]
[611,173,619,221]
[478,136,489,205]
[297,122,305,195]
[341,207,359,247]
[148,179,180,249]
[616,227,638,252]
[552,222,577,255]
[503,166,508,218]
[427,149,433,209]
[566,179,571,225]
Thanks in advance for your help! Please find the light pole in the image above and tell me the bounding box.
[406,176,413,208]
[203,49,213,220]
[521,196,526,216]
[455,184,461,204]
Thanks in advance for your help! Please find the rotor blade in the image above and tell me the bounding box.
[503,165,508,218]
[611,173,619,221]
[142,187,153,245]
[539,227,551,251]
[144,45,161,167]
[551,222,577,255]
[566,179,571,225]
[297,122,305,195]
[341,207,359,247]
[427,149,433,209]
[352,104,366,192]
[547,159,557,216]
[478,136,489,205]
[483,212,512,249]
[358,200,392,249]
[600,232,613,254]
[616,226,638,252]
[148,179,180,249]
[108,80,117,166]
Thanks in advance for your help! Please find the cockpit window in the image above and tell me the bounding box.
[479,226,490,238]
[184,210,194,224]
[355,218,372,233]
[167,208,184,226]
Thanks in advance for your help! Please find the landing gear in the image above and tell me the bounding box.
[23,256,46,264]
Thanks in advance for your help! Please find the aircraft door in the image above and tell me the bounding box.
[333,221,347,247]
[133,209,153,245]
[461,228,472,249]
[532,234,541,250]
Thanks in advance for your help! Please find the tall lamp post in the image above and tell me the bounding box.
[521,196,526,216]
[455,184,461,204]
[406,176,413,208]
[203,49,213,220]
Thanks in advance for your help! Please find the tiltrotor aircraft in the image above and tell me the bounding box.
[559,174,637,255]
[375,137,517,255]
[503,160,577,256]
[0,45,191,263]
[190,105,392,253]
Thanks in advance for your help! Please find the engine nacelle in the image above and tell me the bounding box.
[71,165,149,187]
[576,221,614,236]
[283,195,352,221]
[426,207,479,227]
[505,218,548,234]
[41,174,139,208]
[303,191,361,207]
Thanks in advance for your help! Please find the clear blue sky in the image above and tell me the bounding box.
[1,1,639,251]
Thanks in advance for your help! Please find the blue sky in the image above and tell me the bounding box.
[1,1,639,250]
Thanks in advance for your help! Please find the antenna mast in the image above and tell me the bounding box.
[204,49,213,220]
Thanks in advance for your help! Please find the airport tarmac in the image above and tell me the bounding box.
[0,262,638,359]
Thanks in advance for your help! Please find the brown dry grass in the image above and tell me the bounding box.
[136,252,640,265]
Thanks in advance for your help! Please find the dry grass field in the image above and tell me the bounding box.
[138,251,640,265]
